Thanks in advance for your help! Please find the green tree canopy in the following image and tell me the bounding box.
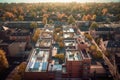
[30,22,38,29]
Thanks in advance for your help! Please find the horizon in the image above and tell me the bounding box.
[0,0,120,3]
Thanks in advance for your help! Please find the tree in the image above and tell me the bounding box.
[49,19,54,24]
[30,22,38,29]
[59,42,64,48]
[30,12,36,18]
[12,73,21,80]
[84,33,93,41]
[0,49,9,72]
[91,14,96,21]
[67,15,76,24]
[42,17,48,25]
[89,45,97,52]
[18,15,24,21]
[90,22,98,30]
[18,62,27,76]
[32,29,42,42]
[3,12,14,20]
[102,8,108,15]
[94,51,102,59]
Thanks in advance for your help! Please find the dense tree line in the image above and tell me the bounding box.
[0,2,120,22]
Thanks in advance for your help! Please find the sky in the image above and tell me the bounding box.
[0,0,120,3]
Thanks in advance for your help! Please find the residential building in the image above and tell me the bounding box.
[25,48,53,80]
[9,29,30,42]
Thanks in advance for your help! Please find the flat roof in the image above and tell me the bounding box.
[66,50,82,61]
[35,38,51,47]
[26,48,49,72]
[44,28,53,33]
[40,32,52,38]
[63,27,74,33]
[64,40,76,47]
[107,41,120,48]
[63,33,75,39]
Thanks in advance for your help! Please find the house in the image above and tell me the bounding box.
[0,26,11,41]
[76,21,90,31]
[106,41,120,53]
[25,48,53,80]
[64,49,91,79]
[95,27,114,35]
[0,40,13,55]
[8,42,26,57]
[0,40,26,57]
[77,34,91,50]
[9,29,30,42]
[35,38,52,48]
[64,39,77,50]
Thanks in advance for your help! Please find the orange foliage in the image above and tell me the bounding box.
[0,49,9,70]
[4,12,14,18]
[102,8,108,15]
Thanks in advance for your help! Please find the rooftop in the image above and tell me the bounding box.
[95,27,114,31]
[40,32,52,38]
[63,26,74,33]
[35,38,51,47]
[44,28,53,33]
[66,50,82,61]
[10,29,30,36]
[26,48,49,72]
[64,40,76,47]
[107,40,120,48]
[63,33,75,39]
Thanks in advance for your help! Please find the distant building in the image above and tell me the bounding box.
[106,41,120,53]
[64,49,91,79]
[0,40,26,57]
[9,29,30,42]
[8,42,26,57]
[95,27,114,34]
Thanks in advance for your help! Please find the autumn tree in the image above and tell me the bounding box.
[59,42,64,48]
[18,62,27,76]
[90,22,98,30]
[91,14,96,21]
[89,44,97,52]
[102,8,108,15]
[67,15,76,24]
[84,33,93,41]
[82,15,87,21]
[42,17,48,25]
[49,19,54,24]
[3,12,14,20]
[18,15,24,21]
[94,51,103,59]
[30,22,38,29]
[0,49,9,72]
[32,29,42,42]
